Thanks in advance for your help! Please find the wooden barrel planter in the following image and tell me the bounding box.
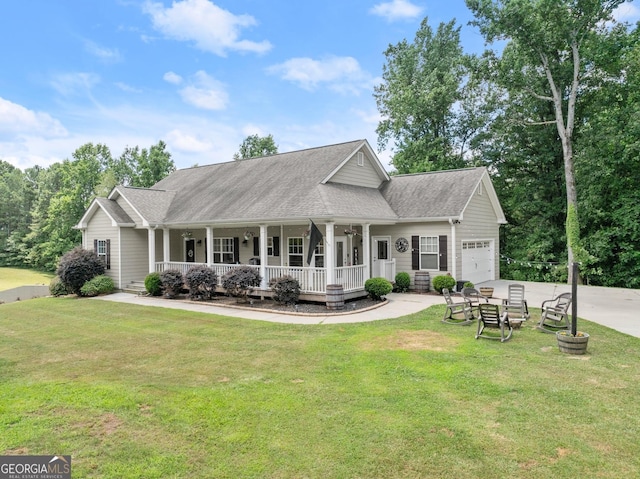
[479,287,494,298]
[326,284,345,310]
[414,271,431,293]
[556,331,589,355]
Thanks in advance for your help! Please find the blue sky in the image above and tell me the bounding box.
[1,0,639,171]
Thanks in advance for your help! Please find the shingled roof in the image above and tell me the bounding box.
[80,140,504,228]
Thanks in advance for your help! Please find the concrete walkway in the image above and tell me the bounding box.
[96,280,640,337]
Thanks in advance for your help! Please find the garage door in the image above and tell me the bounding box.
[462,240,494,285]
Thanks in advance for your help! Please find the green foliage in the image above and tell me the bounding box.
[364,277,393,300]
[233,134,278,160]
[160,269,184,298]
[185,265,218,300]
[56,247,105,295]
[271,275,301,305]
[394,272,411,293]
[432,274,456,293]
[80,275,114,297]
[463,281,474,289]
[49,276,70,297]
[144,272,163,296]
[221,266,262,302]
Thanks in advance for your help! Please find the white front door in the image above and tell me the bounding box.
[371,236,390,278]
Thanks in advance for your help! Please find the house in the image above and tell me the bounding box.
[76,139,506,299]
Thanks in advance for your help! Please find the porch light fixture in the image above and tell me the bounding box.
[181,231,193,238]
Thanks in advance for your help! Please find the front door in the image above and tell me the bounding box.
[371,236,390,278]
[185,239,195,262]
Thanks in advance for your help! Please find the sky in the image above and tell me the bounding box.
[1,0,639,172]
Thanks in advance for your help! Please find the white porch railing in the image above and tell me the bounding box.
[154,262,365,294]
[380,259,396,283]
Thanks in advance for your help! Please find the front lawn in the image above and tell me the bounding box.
[1,298,639,478]
[0,267,53,291]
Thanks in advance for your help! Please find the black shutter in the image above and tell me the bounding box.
[94,239,98,253]
[253,237,259,256]
[439,235,448,271]
[411,236,419,270]
[273,237,280,257]
[233,237,240,263]
[106,239,111,270]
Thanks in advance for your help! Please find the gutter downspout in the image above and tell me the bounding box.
[449,218,457,278]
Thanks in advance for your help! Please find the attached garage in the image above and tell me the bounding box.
[462,240,494,285]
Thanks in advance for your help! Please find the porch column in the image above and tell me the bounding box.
[259,224,268,289]
[325,221,335,285]
[363,223,371,280]
[280,224,284,266]
[449,219,457,278]
[206,226,213,266]
[147,227,156,274]
[163,228,170,264]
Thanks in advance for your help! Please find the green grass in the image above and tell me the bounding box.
[1,297,639,478]
[0,267,53,291]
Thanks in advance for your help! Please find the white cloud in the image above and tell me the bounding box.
[115,82,142,93]
[369,0,424,21]
[267,56,375,94]
[50,72,100,97]
[612,2,640,22]
[177,70,229,110]
[166,129,212,153]
[0,97,68,139]
[163,71,183,85]
[83,40,122,62]
[143,0,272,56]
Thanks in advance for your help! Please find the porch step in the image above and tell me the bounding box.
[122,280,147,295]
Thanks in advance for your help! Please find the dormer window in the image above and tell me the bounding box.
[357,151,364,167]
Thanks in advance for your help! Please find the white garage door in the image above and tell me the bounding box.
[462,240,494,285]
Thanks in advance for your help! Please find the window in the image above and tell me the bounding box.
[94,239,110,269]
[288,237,304,267]
[267,237,274,257]
[357,151,364,167]
[420,236,438,269]
[313,240,324,268]
[213,237,234,263]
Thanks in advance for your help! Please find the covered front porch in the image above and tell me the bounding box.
[146,222,397,298]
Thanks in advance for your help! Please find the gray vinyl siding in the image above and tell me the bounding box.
[457,182,501,280]
[85,208,120,288]
[370,223,451,287]
[328,149,383,188]
[120,227,149,286]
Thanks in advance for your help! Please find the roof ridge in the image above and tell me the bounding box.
[392,166,485,178]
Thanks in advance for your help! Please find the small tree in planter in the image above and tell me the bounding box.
[185,265,218,300]
[160,269,184,299]
[557,262,589,354]
[221,266,262,303]
[271,275,301,305]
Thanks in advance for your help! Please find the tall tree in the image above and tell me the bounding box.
[466,0,628,282]
[233,134,278,160]
[374,18,473,173]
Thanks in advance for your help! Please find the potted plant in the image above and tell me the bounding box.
[557,263,589,354]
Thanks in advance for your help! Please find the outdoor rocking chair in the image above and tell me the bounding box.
[501,283,530,320]
[461,287,489,317]
[442,288,473,325]
[475,303,513,342]
[537,292,572,333]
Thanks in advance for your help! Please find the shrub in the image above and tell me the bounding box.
[463,281,474,289]
[394,272,411,293]
[160,269,185,298]
[56,247,105,295]
[271,275,301,305]
[221,266,262,303]
[185,265,218,300]
[144,272,163,296]
[432,274,456,293]
[365,277,393,300]
[49,276,70,297]
[80,275,115,297]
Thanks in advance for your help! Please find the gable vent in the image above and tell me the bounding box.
[357,151,364,167]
